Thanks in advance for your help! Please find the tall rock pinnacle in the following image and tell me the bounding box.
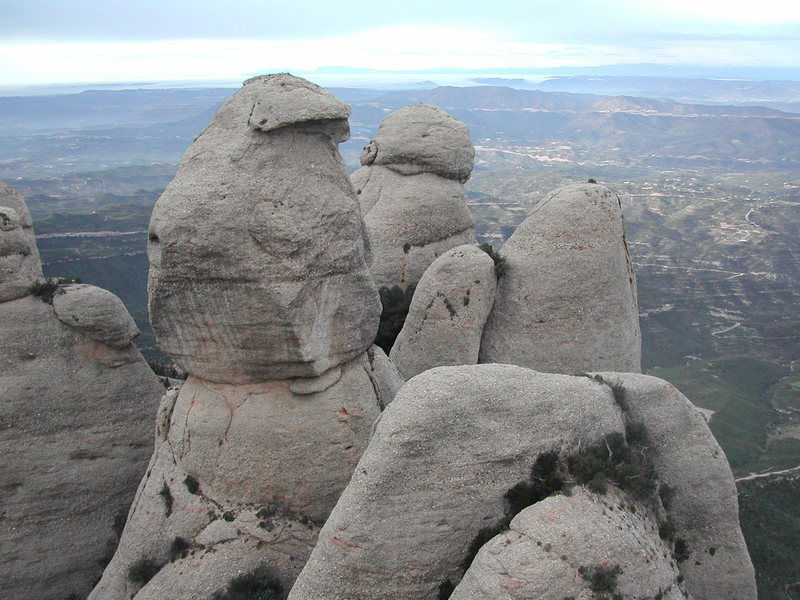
[147,73,381,383]
[480,183,642,374]
[0,182,43,302]
[351,104,477,289]
[0,182,163,600]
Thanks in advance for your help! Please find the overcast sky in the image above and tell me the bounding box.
[1,0,799,85]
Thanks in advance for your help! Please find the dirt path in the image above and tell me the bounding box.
[735,465,800,482]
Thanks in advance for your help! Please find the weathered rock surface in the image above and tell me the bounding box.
[596,372,757,600]
[480,183,641,374]
[147,73,380,383]
[92,349,391,599]
[359,103,475,181]
[53,283,140,349]
[451,487,689,600]
[390,244,497,379]
[288,365,624,599]
[352,104,476,289]
[0,181,42,302]
[0,292,162,600]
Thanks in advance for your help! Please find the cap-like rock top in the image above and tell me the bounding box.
[360,104,474,181]
[52,284,140,349]
[147,74,380,382]
[245,73,351,132]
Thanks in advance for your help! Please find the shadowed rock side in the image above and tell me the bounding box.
[596,372,757,600]
[451,488,689,600]
[390,244,497,379]
[288,365,625,600]
[0,185,163,600]
[480,183,642,374]
[147,73,381,383]
[351,104,476,289]
[93,76,403,599]
[0,182,43,302]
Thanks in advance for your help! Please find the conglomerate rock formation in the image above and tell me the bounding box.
[351,104,477,289]
[92,74,401,599]
[0,182,43,302]
[291,367,755,600]
[84,75,753,599]
[147,73,381,383]
[450,487,688,600]
[480,182,642,374]
[0,184,163,600]
[390,243,497,379]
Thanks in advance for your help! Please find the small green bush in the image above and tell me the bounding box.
[211,565,283,600]
[184,474,200,495]
[580,563,622,596]
[169,537,190,561]
[567,430,658,501]
[659,521,677,541]
[29,279,60,303]
[159,481,173,516]
[479,243,508,278]
[674,537,691,562]
[127,557,163,586]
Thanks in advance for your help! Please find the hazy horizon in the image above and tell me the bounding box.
[2,0,799,87]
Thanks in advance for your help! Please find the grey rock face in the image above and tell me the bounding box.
[480,183,641,374]
[147,73,380,383]
[390,244,497,379]
[0,182,43,302]
[359,103,475,181]
[288,365,624,600]
[91,350,389,599]
[353,104,476,289]
[597,372,757,600]
[0,293,163,600]
[52,283,140,349]
[451,487,689,600]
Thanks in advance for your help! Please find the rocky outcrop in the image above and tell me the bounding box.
[0,186,163,600]
[290,365,754,600]
[53,283,140,349]
[390,244,497,379]
[147,73,381,383]
[480,183,641,374]
[94,75,401,599]
[597,372,757,600]
[0,181,43,302]
[451,488,689,600]
[351,104,476,289]
[288,365,624,599]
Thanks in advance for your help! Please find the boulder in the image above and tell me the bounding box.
[352,104,476,289]
[359,103,474,181]
[168,353,383,522]
[0,293,163,600]
[53,283,140,349]
[480,183,641,374]
[390,244,497,379]
[288,365,624,599]
[451,487,689,600]
[147,73,380,383]
[595,372,757,600]
[92,350,392,598]
[0,182,42,302]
